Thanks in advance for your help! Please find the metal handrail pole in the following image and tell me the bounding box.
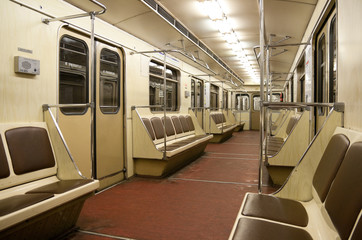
[90,12,96,179]
[258,0,265,194]
[162,52,167,160]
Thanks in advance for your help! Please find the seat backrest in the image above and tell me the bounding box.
[313,134,350,202]
[0,135,10,179]
[171,116,184,134]
[162,116,176,137]
[286,115,299,135]
[185,116,195,131]
[151,117,165,139]
[6,127,56,175]
[142,118,156,140]
[325,141,362,240]
[179,115,190,132]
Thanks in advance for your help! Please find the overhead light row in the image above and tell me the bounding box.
[198,0,259,83]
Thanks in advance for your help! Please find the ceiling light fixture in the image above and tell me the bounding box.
[198,0,258,82]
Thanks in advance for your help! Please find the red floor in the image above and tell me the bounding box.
[65,131,276,240]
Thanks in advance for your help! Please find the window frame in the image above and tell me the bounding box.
[59,35,89,115]
[149,60,180,112]
[99,48,121,114]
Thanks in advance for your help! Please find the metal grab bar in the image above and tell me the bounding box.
[42,104,86,179]
[262,101,343,109]
[42,0,107,24]
[42,103,92,110]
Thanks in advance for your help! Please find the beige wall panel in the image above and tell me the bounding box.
[0,1,58,122]
[338,0,362,131]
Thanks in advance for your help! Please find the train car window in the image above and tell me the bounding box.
[191,78,204,108]
[149,61,179,111]
[223,90,228,109]
[196,81,203,107]
[99,49,120,114]
[210,84,219,110]
[253,95,261,111]
[235,94,250,110]
[329,16,337,102]
[59,36,89,114]
[191,79,195,107]
[317,34,326,115]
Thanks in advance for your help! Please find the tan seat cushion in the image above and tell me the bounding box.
[242,193,308,227]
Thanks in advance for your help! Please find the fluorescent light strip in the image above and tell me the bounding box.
[200,0,258,81]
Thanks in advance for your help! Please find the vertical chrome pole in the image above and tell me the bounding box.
[265,37,271,167]
[258,0,265,194]
[90,12,96,179]
[221,81,224,134]
[163,52,167,160]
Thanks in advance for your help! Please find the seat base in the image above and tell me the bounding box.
[0,193,93,240]
[134,141,208,177]
[209,130,234,143]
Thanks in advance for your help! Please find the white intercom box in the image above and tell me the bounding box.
[14,56,40,75]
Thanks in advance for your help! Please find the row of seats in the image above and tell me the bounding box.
[230,132,362,240]
[133,112,212,177]
[210,112,235,131]
[0,123,98,239]
[267,114,300,156]
[142,115,210,151]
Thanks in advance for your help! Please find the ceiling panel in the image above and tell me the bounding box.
[64,0,317,87]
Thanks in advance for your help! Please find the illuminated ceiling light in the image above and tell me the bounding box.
[223,32,238,44]
[215,18,232,34]
[202,0,223,20]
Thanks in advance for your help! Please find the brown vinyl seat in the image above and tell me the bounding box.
[6,127,56,175]
[0,194,54,217]
[324,141,362,240]
[142,118,156,140]
[232,218,313,240]
[27,179,94,194]
[0,135,10,179]
[241,134,350,227]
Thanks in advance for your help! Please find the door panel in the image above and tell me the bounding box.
[58,28,125,188]
[96,42,124,186]
[58,28,92,178]
[315,10,336,132]
[251,94,260,130]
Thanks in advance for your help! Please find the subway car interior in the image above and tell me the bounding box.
[0,0,361,239]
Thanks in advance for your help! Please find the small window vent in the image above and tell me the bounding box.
[176,21,188,36]
[188,33,198,44]
[144,0,157,10]
[158,6,175,24]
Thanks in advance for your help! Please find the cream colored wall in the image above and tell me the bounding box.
[0,1,59,122]
[1,0,220,178]
[338,0,362,131]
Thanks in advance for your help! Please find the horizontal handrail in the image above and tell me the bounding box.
[42,103,92,110]
[262,101,344,111]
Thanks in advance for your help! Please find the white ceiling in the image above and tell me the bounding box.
[65,0,317,88]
